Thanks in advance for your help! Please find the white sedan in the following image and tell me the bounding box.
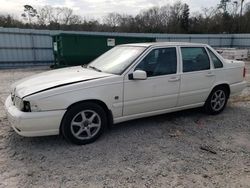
[5,42,247,145]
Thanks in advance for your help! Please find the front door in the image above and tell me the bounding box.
[123,47,180,116]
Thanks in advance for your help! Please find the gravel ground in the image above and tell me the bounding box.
[0,63,250,188]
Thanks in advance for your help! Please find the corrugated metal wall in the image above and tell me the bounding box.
[0,28,54,68]
[231,34,250,48]
[155,34,233,47]
[0,27,249,68]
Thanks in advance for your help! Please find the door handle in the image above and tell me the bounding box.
[206,72,215,77]
[168,77,180,82]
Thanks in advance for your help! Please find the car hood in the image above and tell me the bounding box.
[12,66,113,98]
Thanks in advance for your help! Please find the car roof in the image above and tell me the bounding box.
[122,42,208,48]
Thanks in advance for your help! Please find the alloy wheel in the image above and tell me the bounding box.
[70,110,101,140]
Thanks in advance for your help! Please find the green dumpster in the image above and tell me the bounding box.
[52,33,155,67]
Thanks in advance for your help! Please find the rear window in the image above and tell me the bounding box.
[181,47,210,72]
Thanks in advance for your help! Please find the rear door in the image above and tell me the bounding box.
[178,46,215,106]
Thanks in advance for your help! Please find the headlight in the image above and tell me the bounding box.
[13,96,31,112]
[14,96,24,110]
[23,101,31,112]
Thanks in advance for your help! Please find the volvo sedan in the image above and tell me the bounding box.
[5,42,247,145]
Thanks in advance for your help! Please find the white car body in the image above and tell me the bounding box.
[5,42,247,137]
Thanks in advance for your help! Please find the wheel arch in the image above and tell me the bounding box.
[210,83,231,97]
[60,99,114,135]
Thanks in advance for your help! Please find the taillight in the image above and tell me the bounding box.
[243,67,246,78]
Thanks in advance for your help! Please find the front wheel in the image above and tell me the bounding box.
[204,87,229,115]
[61,102,107,145]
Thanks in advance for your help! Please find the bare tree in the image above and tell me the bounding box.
[51,7,63,24]
[103,13,122,29]
[37,6,82,25]
[202,7,218,19]
[67,15,82,25]
[61,7,73,24]
[1,1,250,33]
[37,6,53,25]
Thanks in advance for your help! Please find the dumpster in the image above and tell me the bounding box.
[52,33,155,67]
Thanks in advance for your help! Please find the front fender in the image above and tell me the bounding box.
[24,77,124,119]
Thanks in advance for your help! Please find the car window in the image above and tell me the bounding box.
[87,46,146,75]
[207,48,223,68]
[181,47,210,72]
[135,48,177,77]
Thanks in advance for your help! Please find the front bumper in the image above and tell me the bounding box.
[4,95,66,137]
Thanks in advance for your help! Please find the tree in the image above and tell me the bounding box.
[1,1,250,33]
[103,13,122,31]
[37,6,53,25]
[21,5,38,24]
[240,0,245,16]
[0,14,23,28]
[181,4,190,33]
[37,6,82,26]
[168,1,184,33]
[219,0,231,13]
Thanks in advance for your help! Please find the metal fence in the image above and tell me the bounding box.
[0,27,249,68]
[0,28,53,68]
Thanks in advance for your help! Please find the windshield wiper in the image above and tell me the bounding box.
[88,66,102,72]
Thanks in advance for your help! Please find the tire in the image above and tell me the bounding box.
[61,102,107,145]
[204,86,229,115]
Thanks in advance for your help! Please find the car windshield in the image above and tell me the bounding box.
[87,46,146,75]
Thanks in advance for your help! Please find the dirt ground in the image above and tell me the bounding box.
[0,62,250,188]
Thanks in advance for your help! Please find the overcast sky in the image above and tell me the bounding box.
[0,0,249,20]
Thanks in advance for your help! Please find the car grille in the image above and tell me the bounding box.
[11,92,14,102]
[10,89,21,107]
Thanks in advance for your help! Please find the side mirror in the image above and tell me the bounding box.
[129,70,147,80]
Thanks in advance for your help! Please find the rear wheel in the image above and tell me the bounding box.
[204,86,229,115]
[61,102,107,145]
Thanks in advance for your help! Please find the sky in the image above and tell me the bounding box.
[0,0,248,20]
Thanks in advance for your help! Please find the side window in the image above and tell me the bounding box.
[207,48,223,68]
[135,48,177,77]
[181,47,210,73]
